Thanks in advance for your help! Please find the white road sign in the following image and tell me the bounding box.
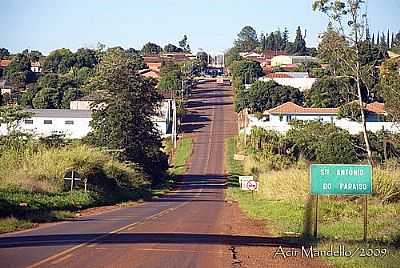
[246,180,259,191]
[239,176,253,188]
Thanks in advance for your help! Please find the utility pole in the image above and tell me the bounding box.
[172,99,177,149]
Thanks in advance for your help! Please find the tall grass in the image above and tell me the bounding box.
[169,137,193,176]
[0,143,149,193]
[225,136,400,268]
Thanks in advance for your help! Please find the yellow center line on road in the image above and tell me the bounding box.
[25,190,203,268]
[49,253,73,265]
[204,90,217,174]
[94,247,228,255]
[27,86,214,268]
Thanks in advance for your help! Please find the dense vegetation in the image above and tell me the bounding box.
[0,36,199,233]
[226,135,400,268]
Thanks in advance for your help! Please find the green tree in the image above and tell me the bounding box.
[38,73,59,89]
[73,66,93,87]
[86,49,168,181]
[158,63,182,95]
[258,33,267,52]
[75,48,98,68]
[392,32,400,52]
[230,60,263,84]
[32,88,61,109]
[42,48,76,73]
[0,48,10,59]
[142,42,162,55]
[234,26,259,52]
[61,88,84,108]
[318,24,349,76]
[22,49,43,62]
[282,28,289,51]
[313,0,376,164]
[305,77,356,108]
[235,80,303,112]
[5,53,36,87]
[178,35,191,52]
[196,52,208,72]
[18,90,36,108]
[224,47,242,69]
[289,26,307,55]
[164,44,183,53]
[381,58,400,123]
[338,101,363,122]
[0,106,32,134]
[287,121,357,164]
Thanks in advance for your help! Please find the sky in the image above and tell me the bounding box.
[2,0,399,55]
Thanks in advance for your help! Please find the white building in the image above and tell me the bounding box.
[69,94,173,137]
[271,55,319,67]
[240,102,399,135]
[30,62,42,73]
[259,72,317,91]
[0,80,13,95]
[0,109,92,139]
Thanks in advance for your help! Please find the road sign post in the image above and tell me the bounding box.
[314,195,318,238]
[310,164,372,241]
[246,180,258,200]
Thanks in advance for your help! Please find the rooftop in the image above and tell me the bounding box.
[26,109,92,118]
[0,59,11,68]
[265,101,386,115]
[366,102,385,114]
[264,102,339,115]
[268,72,309,79]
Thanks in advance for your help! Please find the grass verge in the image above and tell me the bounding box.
[225,136,400,268]
[145,137,193,199]
[0,138,193,234]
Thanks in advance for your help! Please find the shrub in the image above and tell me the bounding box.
[0,143,149,193]
[287,121,357,164]
[374,161,400,203]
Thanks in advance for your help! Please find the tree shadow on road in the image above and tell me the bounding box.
[0,232,304,249]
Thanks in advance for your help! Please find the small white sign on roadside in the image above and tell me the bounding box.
[239,176,253,188]
[245,180,259,191]
[234,154,245,161]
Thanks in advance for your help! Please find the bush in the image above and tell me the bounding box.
[235,80,304,113]
[0,143,149,193]
[287,121,357,164]
[374,161,400,203]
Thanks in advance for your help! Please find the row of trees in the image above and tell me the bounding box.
[233,25,310,55]
[0,48,170,184]
[228,59,304,113]
[141,35,191,54]
[369,30,400,53]
[229,1,400,167]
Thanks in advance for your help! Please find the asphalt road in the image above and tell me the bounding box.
[0,81,239,268]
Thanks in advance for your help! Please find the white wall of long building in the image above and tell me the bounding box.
[0,115,92,139]
[259,77,317,91]
[0,102,172,139]
[242,114,400,135]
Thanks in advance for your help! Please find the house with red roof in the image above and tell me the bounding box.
[241,101,398,135]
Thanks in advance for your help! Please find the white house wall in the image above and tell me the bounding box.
[245,114,400,135]
[0,117,92,139]
[259,77,316,91]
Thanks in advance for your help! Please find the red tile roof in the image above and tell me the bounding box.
[267,73,291,78]
[265,102,339,115]
[0,59,11,68]
[144,56,162,64]
[366,102,385,114]
[139,69,160,79]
